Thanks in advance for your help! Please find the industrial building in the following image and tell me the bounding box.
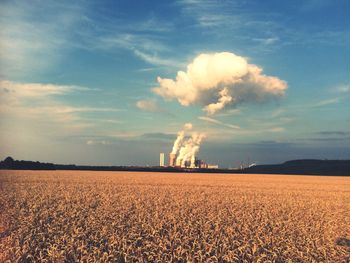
[165,152,218,169]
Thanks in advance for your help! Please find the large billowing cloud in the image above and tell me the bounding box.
[153,52,287,114]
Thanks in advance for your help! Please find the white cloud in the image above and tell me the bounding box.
[198,116,240,129]
[153,52,287,114]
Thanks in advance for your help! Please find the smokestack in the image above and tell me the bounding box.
[160,153,165,167]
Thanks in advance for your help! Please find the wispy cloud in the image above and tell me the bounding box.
[198,116,240,129]
[216,108,241,117]
[87,140,111,146]
[82,131,175,147]
[316,131,350,136]
[0,1,182,77]
[98,34,183,68]
[312,98,341,107]
[267,127,285,133]
[270,108,286,118]
[0,1,87,78]
[253,37,279,45]
[130,17,174,33]
[99,34,168,53]
[136,100,162,112]
[177,0,350,52]
[0,80,121,136]
[133,50,182,68]
[177,0,244,28]
[300,0,335,11]
[27,106,121,115]
[0,80,92,98]
[140,132,175,141]
[332,84,350,94]
[176,0,283,52]
[298,137,350,142]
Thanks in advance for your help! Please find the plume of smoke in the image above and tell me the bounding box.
[190,145,200,168]
[184,122,193,130]
[171,130,184,154]
[153,52,287,114]
[171,123,205,167]
[171,123,194,154]
[178,132,204,167]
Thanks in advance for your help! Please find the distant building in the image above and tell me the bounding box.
[195,159,207,168]
[160,153,165,167]
[166,153,218,169]
[183,160,191,168]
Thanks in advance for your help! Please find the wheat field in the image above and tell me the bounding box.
[0,170,349,262]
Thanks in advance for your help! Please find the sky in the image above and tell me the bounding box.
[0,0,349,167]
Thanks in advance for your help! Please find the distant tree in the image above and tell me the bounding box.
[4,156,14,164]
[1,156,14,168]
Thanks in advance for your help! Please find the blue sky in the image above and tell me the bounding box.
[0,0,349,167]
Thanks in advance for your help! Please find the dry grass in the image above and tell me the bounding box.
[0,170,349,262]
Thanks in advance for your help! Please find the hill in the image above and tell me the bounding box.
[244,159,350,176]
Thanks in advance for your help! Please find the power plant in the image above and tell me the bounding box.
[166,153,218,169]
[159,123,218,169]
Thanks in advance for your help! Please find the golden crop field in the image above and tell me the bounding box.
[0,170,349,262]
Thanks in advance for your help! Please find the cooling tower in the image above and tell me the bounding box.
[169,153,176,167]
[175,158,182,167]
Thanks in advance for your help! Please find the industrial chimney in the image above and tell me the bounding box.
[160,153,165,167]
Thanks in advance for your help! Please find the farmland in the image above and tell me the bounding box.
[0,170,349,262]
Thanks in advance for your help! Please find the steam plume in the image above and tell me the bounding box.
[153,52,287,114]
[171,130,184,154]
[171,123,205,167]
